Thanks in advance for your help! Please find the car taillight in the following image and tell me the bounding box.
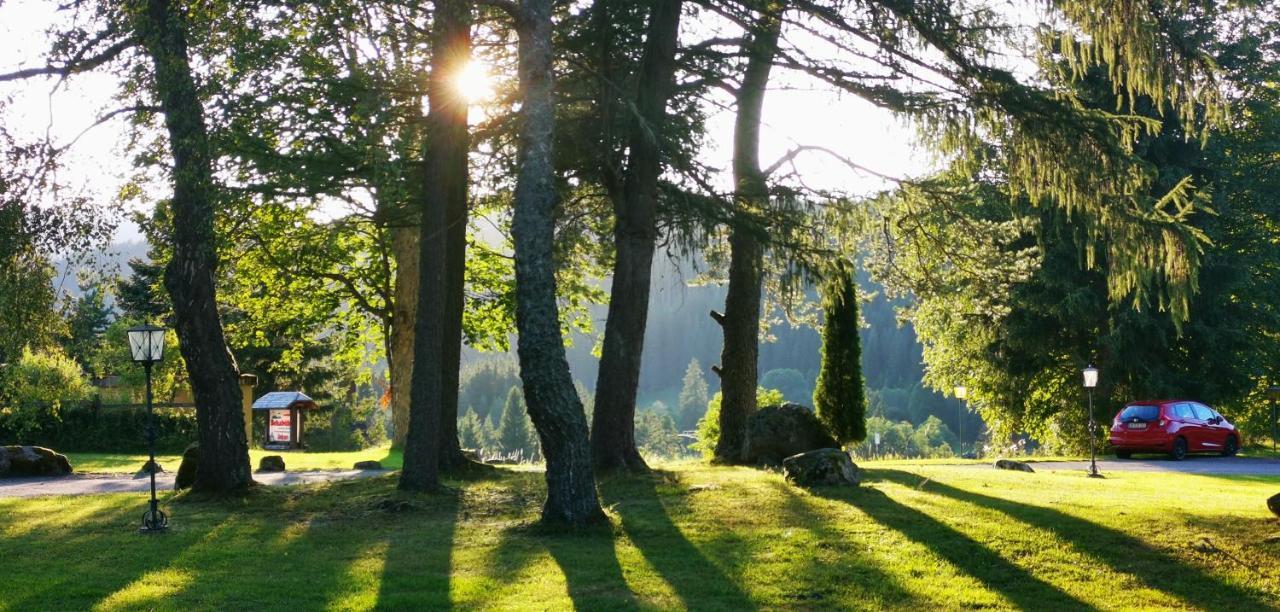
[1158,418,1168,428]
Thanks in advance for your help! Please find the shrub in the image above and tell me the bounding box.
[0,400,198,453]
[0,347,93,442]
[760,368,812,405]
[694,387,784,459]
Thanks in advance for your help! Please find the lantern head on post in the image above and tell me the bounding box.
[127,324,167,365]
[1082,365,1099,388]
[954,385,968,400]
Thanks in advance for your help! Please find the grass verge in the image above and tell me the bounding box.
[64,446,403,474]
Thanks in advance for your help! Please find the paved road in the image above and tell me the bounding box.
[0,469,388,499]
[1019,456,1280,476]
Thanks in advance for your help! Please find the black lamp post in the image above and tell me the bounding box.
[1083,365,1103,478]
[954,385,968,456]
[128,323,169,533]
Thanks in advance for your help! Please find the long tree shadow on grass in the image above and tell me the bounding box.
[813,482,1096,610]
[478,495,640,609]
[600,471,758,610]
[543,523,642,611]
[875,469,1280,609]
[103,477,407,609]
[0,495,194,608]
[373,482,460,610]
[767,482,931,608]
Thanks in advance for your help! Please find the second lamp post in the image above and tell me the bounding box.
[1083,365,1103,478]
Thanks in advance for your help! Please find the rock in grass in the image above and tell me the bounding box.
[782,448,860,487]
[258,455,286,472]
[137,459,164,476]
[1268,492,1280,518]
[746,403,838,467]
[353,460,383,470]
[175,443,199,490]
[995,459,1035,473]
[0,446,73,477]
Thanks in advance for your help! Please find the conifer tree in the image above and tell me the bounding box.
[813,260,866,444]
[497,387,534,459]
[677,359,709,431]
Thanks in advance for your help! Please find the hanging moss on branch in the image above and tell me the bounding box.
[813,260,866,445]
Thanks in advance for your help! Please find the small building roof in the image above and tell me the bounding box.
[252,391,318,411]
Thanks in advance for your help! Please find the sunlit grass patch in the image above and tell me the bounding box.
[1,462,1276,610]
[64,446,404,475]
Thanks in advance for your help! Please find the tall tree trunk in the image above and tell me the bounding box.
[390,223,418,448]
[714,3,783,464]
[512,0,606,526]
[400,0,473,491]
[591,0,685,473]
[135,0,253,492]
[436,6,472,468]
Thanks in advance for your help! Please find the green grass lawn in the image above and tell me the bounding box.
[1,462,1277,610]
[64,446,404,474]
[1242,445,1280,460]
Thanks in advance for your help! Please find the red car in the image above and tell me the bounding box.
[1108,400,1240,460]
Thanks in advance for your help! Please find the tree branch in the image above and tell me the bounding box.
[0,37,136,82]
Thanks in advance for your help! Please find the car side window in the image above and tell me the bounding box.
[1190,403,1213,421]
[1173,403,1194,419]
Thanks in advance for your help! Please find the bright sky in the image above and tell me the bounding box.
[0,1,934,248]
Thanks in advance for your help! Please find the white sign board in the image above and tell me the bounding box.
[269,409,293,443]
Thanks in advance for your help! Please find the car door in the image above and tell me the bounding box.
[1188,403,1218,451]
[1199,404,1231,450]
[1169,402,1196,442]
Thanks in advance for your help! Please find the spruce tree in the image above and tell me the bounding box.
[813,260,866,444]
[458,410,484,452]
[497,386,533,459]
[676,359,709,431]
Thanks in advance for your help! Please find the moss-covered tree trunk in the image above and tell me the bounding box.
[135,0,253,493]
[590,0,685,474]
[714,3,782,465]
[512,0,606,526]
[390,223,418,448]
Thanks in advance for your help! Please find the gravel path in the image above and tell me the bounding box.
[1017,456,1280,476]
[0,469,388,499]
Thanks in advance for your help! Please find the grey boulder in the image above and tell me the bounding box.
[175,443,199,490]
[995,459,1035,473]
[257,455,287,472]
[782,448,860,487]
[0,446,73,477]
[746,403,838,466]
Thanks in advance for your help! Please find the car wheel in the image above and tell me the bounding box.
[1116,451,1132,459]
[1221,436,1238,457]
[1170,437,1188,461]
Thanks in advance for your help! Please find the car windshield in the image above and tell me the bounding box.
[1118,405,1160,422]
